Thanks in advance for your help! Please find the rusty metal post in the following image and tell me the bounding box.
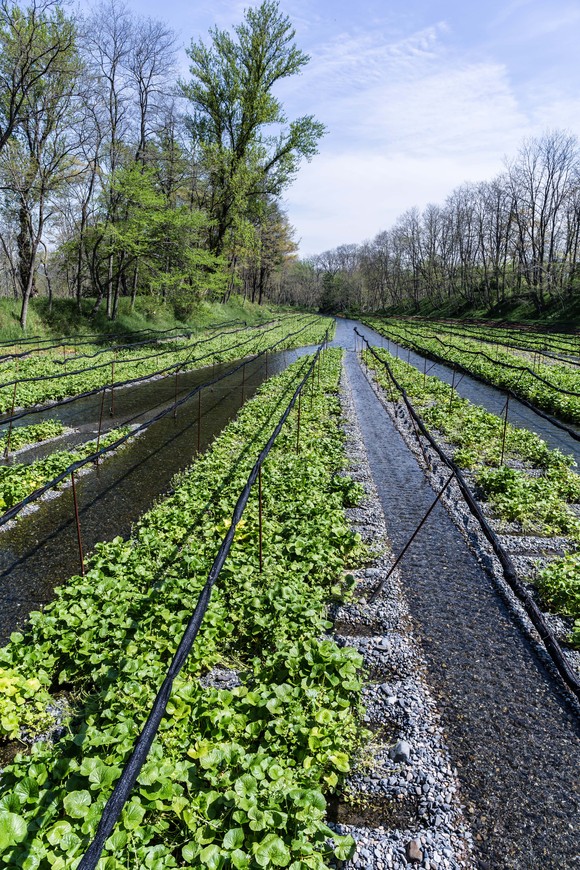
[110,358,115,416]
[71,470,85,576]
[448,367,456,413]
[500,393,510,467]
[173,369,179,419]
[296,392,301,453]
[95,386,106,466]
[258,465,263,573]
[4,380,18,458]
[197,388,202,453]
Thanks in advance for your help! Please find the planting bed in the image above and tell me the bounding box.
[364,318,580,427]
[361,346,580,659]
[0,349,371,868]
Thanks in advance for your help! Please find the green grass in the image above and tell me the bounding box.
[0,296,285,344]
[372,294,580,331]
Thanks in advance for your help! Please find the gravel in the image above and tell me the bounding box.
[330,367,476,869]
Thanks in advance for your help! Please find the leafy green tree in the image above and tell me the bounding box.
[0,0,79,329]
[181,0,324,258]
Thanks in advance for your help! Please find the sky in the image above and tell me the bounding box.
[116,0,580,256]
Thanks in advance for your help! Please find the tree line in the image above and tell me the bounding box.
[287,130,580,315]
[0,0,323,328]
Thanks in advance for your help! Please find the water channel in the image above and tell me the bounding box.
[0,346,313,643]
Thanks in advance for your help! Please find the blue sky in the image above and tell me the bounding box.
[122,0,580,256]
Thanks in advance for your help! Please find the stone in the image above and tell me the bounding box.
[390,739,411,763]
[406,839,423,864]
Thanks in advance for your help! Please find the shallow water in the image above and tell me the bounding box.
[0,346,314,643]
[334,318,580,466]
[341,328,580,869]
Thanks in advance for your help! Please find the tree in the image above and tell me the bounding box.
[181,0,324,257]
[0,0,78,328]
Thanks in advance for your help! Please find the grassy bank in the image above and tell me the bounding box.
[362,295,580,332]
[0,297,283,343]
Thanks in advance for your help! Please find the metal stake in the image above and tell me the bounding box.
[96,387,106,465]
[500,393,510,467]
[258,465,263,573]
[173,369,179,419]
[4,381,17,458]
[110,359,115,416]
[296,392,301,453]
[71,470,85,576]
[448,367,456,413]
[197,389,202,453]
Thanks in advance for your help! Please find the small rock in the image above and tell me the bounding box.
[406,839,423,864]
[389,739,411,763]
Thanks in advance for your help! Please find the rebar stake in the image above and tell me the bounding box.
[96,387,106,466]
[197,389,202,453]
[258,465,263,573]
[448,367,456,413]
[174,369,179,420]
[500,392,510,467]
[110,359,115,416]
[4,381,17,458]
[296,392,301,453]
[71,470,85,576]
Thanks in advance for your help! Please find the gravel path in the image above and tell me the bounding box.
[337,333,580,870]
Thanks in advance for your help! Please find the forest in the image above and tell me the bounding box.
[0,0,323,329]
[294,130,580,317]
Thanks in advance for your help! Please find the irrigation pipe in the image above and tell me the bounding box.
[0,318,325,527]
[356,328,580,701]
[77,337,328,870]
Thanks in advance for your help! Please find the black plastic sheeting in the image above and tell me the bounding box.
[356,328,580,702]
[77,339,327,870]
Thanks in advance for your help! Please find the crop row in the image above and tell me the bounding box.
[0,422,66,456]
[0,349,366,869]
[407,318,580,358]
[364,318,580,425]
[0,316,332,415]
[0,426,131,513]
[362,347,580,648]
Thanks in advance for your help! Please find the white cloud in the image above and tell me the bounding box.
[286,150,507,257]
